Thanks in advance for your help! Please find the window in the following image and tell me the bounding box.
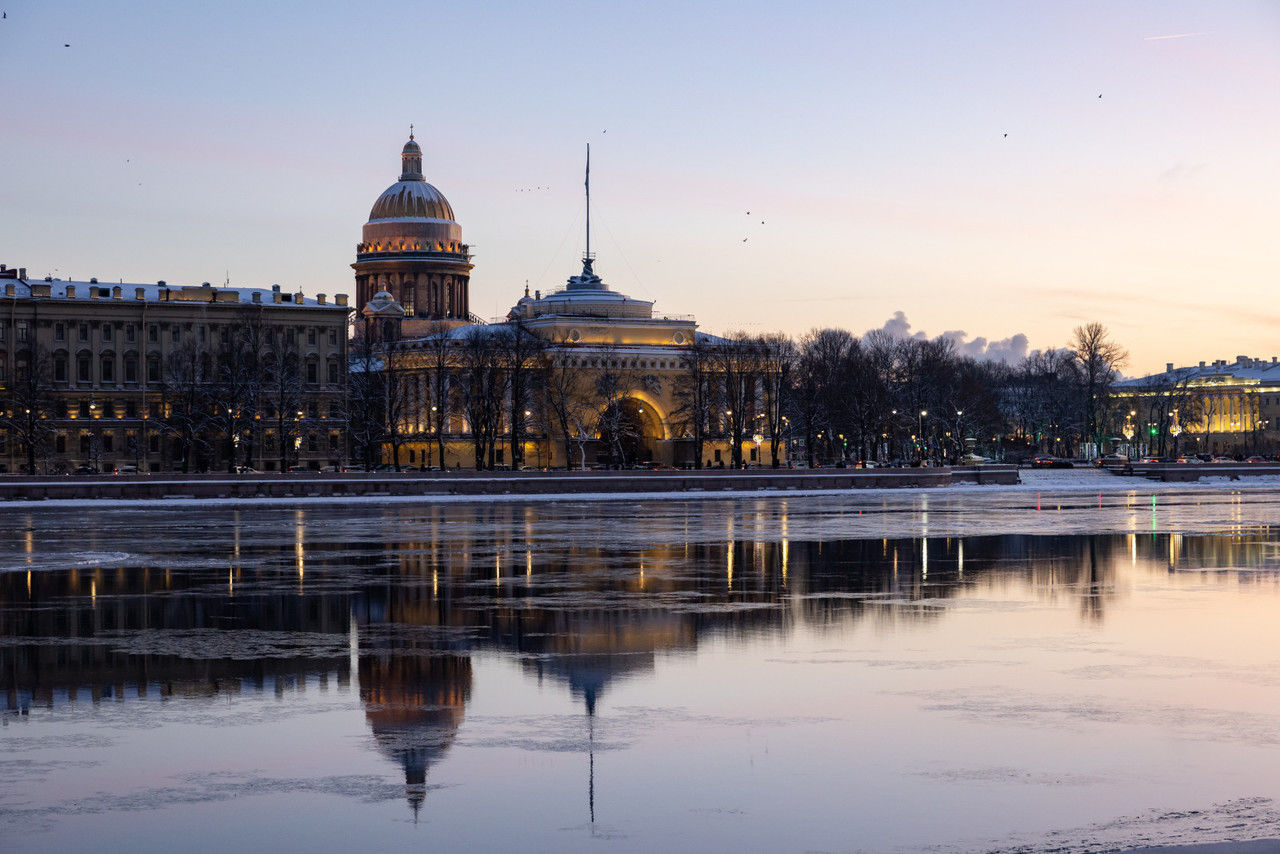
[124,355,138,383]
[56,435,66,454]
[171,326,179,344]
[78,323,89,342]
[149,435,159,453]
[146,355,161,383]
[148,324,159,343]
[0,355,5,384]
[286,328,297,347]
[307,433,318,452]
[306,361,318,383]
[54,322,64,342]
[80,434,90,455]
[328,328,337,346]
[219,326,229,345]
[102,324,113,342]
[126,324,136,343]
[329,433,339,452]
[54,355,67,383]
[78,400,90,418]
[100,355,114,383]
[17,320,30,343]
[103,433,114,453]
[126,401,138,419]
[308,402,319,419]
[307,327,317,346]
[402,288,416,315]
[0,322,6,342]
[77,355,91,383]
[198,325,206,343]
[327,361,339,384]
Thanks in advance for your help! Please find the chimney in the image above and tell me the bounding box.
[335,294,348,307]
[1166,362,1174,373]
[157,280,166,286]
[135,287,146,300]
[252,291,261,304]
[18,268,25,279]
[65,284,76,298]
[273,292,283,304]
[272,284,281,293]
[112,286,122,299]
[90,277,98,284]
[535,290,541,300]
[317,294,326,305]
[1199,361,1206,368]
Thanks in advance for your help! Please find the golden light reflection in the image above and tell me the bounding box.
[27,569,32,596]
[958,539,964,576]
[432,569,438,597]
[921,538,928,580]
[90,578,96,606]
[526,550,532,579]
[229,567,234,597]
[295,510,305,591]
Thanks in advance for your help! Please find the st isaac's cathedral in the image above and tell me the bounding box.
[356,135,779,469]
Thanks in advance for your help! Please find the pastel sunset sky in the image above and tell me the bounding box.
[3,1,1277,374]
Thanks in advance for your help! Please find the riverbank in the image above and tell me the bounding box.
[0,464,1019,502]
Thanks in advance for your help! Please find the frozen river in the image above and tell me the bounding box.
[5,470,1280,852]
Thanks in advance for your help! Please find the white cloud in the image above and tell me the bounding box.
[868,312,1032,364]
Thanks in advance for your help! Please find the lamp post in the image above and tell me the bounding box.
[918,410,927,464]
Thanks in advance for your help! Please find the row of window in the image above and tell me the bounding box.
[0,320,341,348]
[0,353,342,386]
[1,398,341,420]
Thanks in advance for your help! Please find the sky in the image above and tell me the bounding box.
[2,1,1277,375]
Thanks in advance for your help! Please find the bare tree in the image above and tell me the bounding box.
[0,345,56,473]
[499,321,545,468]
[671,334,714,468]
[456,327,506,469]
[541,340,596,470]
[756,333,794,467]
[1070,322,1128,456]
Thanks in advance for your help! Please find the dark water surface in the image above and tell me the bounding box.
[5,490,1280,852]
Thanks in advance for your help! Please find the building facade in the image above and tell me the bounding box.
[0,264,351,473]
[1114,355,1280,456]
[351,137,785,470]
[352,133,475,337]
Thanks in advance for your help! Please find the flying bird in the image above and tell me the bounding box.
[1003,133,1008,138]
[741,237,748,243]
[64,43,70,47]
[1098,93,1102,98]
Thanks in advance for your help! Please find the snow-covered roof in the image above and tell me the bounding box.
[1117,356,1280,388]
[2,276,347,310]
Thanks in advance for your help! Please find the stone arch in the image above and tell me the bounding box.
[597,394,669,466]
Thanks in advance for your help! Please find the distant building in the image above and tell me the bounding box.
[357,137,783,470]
[0,264,351,473]
[1114,355,1280,455]
[352,132,475,336]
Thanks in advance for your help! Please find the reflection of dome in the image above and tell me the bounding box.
[360,654,472,817]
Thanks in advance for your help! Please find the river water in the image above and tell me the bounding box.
[5,483,1280,852]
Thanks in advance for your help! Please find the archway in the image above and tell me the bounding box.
[597,397,665,467]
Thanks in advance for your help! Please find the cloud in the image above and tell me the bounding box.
[868,312,1032,364]
[1143,32,1210,41]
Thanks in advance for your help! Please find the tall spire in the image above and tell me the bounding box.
[582,143,594,275]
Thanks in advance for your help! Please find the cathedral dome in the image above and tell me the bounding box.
[369,179,456,222]
[361,133,463,249]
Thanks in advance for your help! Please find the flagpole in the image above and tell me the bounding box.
[585,143,591,262]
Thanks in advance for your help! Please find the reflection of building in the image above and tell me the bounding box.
[1116,357,1280,455]
[359,654,471,817]
[0,263,351,473]
[358,136,783,469]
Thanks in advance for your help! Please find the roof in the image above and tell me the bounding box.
[1,276,348,310]
[1117,356,1280,388]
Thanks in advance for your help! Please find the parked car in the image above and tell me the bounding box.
[72,465,100,475]
[1245,456,1269,463]
[1174,456,1203,464]
[1030,455,1072,469]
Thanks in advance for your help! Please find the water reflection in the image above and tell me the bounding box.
[4,503,1280,815]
